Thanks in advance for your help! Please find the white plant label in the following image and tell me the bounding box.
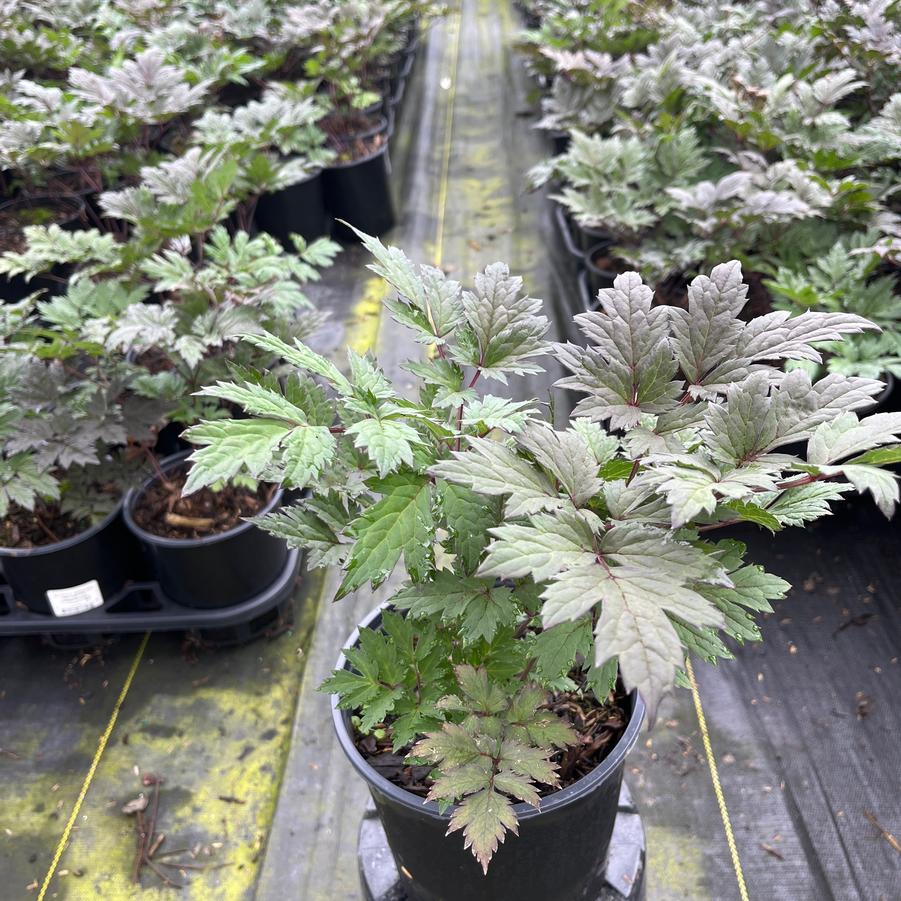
[46,580,105,617]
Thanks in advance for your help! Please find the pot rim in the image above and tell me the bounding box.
[578,267,599,313]
[325,115,393,169]
[331,602,646,822]
[553,201,586,262]
[585,240,623,279]
[0,496,123,558]
[122,449,283,549]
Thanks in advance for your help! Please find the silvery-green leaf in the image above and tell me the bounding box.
[811,463,899,517]
[451,263,549,382]
[518,422,603,505]
[570,419,620,464]
[807,412,901,464]
[462,396,534,433]
[479,512,596,582]
[430,437,564,516]
[669,261,747,385]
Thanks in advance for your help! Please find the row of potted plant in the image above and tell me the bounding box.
[518,0,901,388]
[0,0,439,617]
[0,0,433,272]
[180,229,901,896]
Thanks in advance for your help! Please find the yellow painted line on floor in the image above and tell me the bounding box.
[346,275,390,355]
[37,632,151,901]
[433,3,463,270]
[686,657,751,901]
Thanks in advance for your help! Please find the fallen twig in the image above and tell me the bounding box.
[165,512,215,531]
[123,772,230,889]
[864,810,901,855]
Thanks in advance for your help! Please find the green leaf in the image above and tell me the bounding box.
[242,332,352,394]
[393,573,517,644]
[414,721,482,769]
[440,483,501,574]
[722,499,781,532]
[279,426,336,487]
[345,417,422,478]
[587,657,619,701]
[600,458,634,481]
[338,474,434,597]
[764,483,849,526]
[257,503,347,568]
[848,444,901,466]
[532,620,592,679]
[183,419,290,493]
[455,664,508,714]
[446,788,517,874]
[194,380,306,421]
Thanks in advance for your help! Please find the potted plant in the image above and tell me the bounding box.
[113,228,339,608]
[190,83,336,243]
[279,1,398,238]
[0,206,339,610]
[182,232,901,896]
[766,232,901,385]
[0,292,156,615]
[530,126,707,291]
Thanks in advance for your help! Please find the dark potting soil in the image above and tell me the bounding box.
[0,194,84,252]
[322,113,388,163]
[354,682,629,799]
[132,463,275,540]
[0,501,91,549]
[652,269,773,320]
[133,347,176,374]
[590,249,631,276]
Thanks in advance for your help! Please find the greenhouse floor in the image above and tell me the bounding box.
[1,1,899,899]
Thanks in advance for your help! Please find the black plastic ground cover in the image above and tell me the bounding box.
[712,500,901,900]
[0,548,301,636]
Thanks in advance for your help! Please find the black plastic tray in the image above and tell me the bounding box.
[0,548,301,637]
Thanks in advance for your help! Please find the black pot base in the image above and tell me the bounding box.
[358,782,646,901]
[0,549,301,646]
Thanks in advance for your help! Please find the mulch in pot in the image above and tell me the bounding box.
[132,461,276,540]
[0,501,91,549]
[354,679,629,799]
[652,269,773,320]
[0,194,85,253]
[321,112,389,163]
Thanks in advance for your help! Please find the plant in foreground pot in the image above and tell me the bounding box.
[182,233,901,885]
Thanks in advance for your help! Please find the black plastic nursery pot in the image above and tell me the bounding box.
[254,170,331,246]
[573,220,615,254]
[548,129,571,156]
[553,202,587,266]
[0,500,143,616]
[122,451,289,609]
[585,241,630,296]
[332,605,646,901]
[323,120,397,242]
